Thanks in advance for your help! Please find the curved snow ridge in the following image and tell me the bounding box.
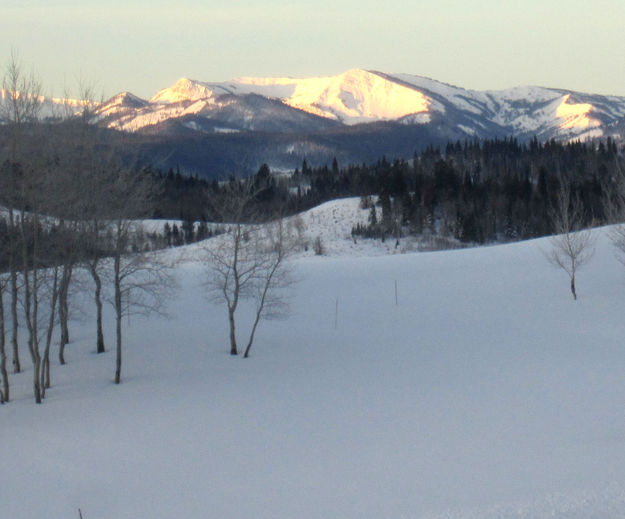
[234,69,431,124]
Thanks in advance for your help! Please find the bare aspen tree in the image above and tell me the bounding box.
[54,83,101,361]
[1,51,43,374]
[21,213,43,403]
[207,222,259,356]
[1,57,52,402]
[80,100,114,357]
[109,225,176,384]
[242,219,293,358]
[60,85,108,355]
[204,180,257,356]
[85,219,107,354]
[102,167,175,384]
[546,183,595,300]
[40,265,59,396]
[205,180,294,357]
[18,151,66,403]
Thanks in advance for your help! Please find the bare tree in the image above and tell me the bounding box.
[102,168,176,384]
[57,85,109,356]
[242,220,293,358]
[206,221,257,356]
[545,184,595,300]
[40,265,59,397]
[85,220,107,354]
[204,181,294,357]
[0,51,43,374]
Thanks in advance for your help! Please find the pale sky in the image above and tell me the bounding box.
[2,0,625,100]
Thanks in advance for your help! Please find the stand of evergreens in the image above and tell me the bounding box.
[146,137,623,246]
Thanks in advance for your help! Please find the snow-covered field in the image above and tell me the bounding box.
[4,199,625,518]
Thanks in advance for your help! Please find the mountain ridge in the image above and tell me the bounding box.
[91,68,625,142]
[3,70,625,178]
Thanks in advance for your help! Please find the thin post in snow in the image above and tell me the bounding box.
[78,509,84,519]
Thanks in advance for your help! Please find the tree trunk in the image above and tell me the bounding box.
[228,305,238,355]
[9,209,20,374]
[58,264,72,363]
[58,287,66,347]
[228,225,241,356]
[24,269,42,404]
[244,285,270,359]
[32,267,42,404]
[10,260,20,374]
[0,286,9,402]
[58,275,66,364]
[243,312,261,359]
[61,283,70,344]
[570,275,577,300]
[22,211,42,403]
[90,261,105,353]
[114,255,122,384]
[244,251,282,359]
[33,353,41,404]
[115,301,122,384]
[41,266,59,396]
[58,328,66,364]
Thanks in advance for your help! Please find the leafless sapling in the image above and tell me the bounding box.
[545,183,595,300]
[102,167,176,384]
[204,180,295,357]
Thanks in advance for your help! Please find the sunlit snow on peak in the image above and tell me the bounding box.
[39,69,625,140]
[150,78,215,104]
[556,94,598,129]
[231,69,430,124]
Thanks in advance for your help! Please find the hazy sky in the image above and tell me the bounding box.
[2,0,625,99]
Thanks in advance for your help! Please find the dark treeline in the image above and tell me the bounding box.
[151,136,624,245]
[3,128,623,255]
[4,134,621,253]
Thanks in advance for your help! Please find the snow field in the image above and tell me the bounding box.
[3,200,625,518]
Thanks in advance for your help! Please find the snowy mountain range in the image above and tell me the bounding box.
[3,69,625,177]
[91,69,625,142]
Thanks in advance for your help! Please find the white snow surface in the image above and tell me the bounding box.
[4,198,625,518]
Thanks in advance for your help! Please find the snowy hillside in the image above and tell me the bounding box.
[4,198,625,518]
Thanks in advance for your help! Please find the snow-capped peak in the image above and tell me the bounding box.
[226,69,431,124]
[150,78,216,104]
[104,91,148,109]
[288,69,431,123]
